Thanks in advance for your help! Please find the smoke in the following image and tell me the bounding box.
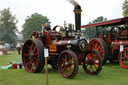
[67,0,79,6]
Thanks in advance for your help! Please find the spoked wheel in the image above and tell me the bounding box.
[118,48,128,69]
[88,38,108,65]
[22,39,45,73]
[83,49,102,75]
[58,50,78,78]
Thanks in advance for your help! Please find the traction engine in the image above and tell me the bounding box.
[81,17,128,68]
[22,1,103,78]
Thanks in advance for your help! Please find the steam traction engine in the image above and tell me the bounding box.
[22,2,103,78]
[81,17,128,68]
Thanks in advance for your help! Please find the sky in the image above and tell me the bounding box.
[0,0,125,31]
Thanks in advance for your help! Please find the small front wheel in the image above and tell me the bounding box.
[118,48,128,69]
[58,50,78,78]
[83,49,102,75]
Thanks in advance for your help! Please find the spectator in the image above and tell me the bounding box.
[16,43,21,55]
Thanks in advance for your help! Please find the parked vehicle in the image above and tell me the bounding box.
[81,17,128,68]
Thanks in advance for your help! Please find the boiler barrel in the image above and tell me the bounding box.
[53,39,88,52]
[112,40,128,46]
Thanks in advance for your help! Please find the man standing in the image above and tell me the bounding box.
[43,23,51,32]
[16,43,21,55]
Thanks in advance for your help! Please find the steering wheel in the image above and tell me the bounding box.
[31,32,43,38]
[31,32,38,38]
[110,27,122,33]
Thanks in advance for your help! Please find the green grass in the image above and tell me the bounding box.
[0,51,21,66]
[0,51,128,85]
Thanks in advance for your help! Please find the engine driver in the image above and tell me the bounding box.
[41,23,51,32]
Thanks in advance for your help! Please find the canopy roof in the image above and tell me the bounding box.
[81,17,128,28]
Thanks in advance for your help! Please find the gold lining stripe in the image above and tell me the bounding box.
[120,41,122,45]
[68,40,71,44]
[59,40,62,44]
[73,10,82,13]
[49,53,58,55]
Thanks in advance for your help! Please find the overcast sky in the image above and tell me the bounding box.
[0,0,125,31]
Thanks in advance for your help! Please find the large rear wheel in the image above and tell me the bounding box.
[88,38,108,65]
[83,49,102,75]
[58,50,78,78]
[22,39,45,73]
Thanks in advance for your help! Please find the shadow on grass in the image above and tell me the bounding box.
[41,67,58,74]
[103,62,119,66]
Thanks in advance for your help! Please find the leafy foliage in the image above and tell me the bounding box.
[83,16,107,39]
[22,13,51,40]
[122,0,128,16]
[0,8,18,44]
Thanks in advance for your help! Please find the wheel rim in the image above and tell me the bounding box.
[118,48,128,69]
[58,50,78,78]
[83,50,102,75]
[88,39,107,64]
[22,39,44,72]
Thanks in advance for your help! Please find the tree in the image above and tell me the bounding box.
[122,0,128,16]
[22,13,51,40]
[83,16,107,39]
[92,16,107,23]
[0,8,18,44]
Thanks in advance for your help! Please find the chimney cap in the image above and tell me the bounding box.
[74,5,81,10]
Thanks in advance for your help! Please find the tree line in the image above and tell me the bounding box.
[0,0,128,44]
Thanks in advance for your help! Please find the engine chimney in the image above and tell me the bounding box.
[74,5,82,32]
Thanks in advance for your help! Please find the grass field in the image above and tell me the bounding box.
[0,51,128,85]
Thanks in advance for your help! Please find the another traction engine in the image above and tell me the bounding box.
[81,17,128,68]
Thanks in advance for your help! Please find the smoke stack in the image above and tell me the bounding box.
[74,5,82,32]
[68,0,82,32]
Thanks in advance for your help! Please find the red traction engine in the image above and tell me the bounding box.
[22,3,103,78]
[81,17,128,68]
